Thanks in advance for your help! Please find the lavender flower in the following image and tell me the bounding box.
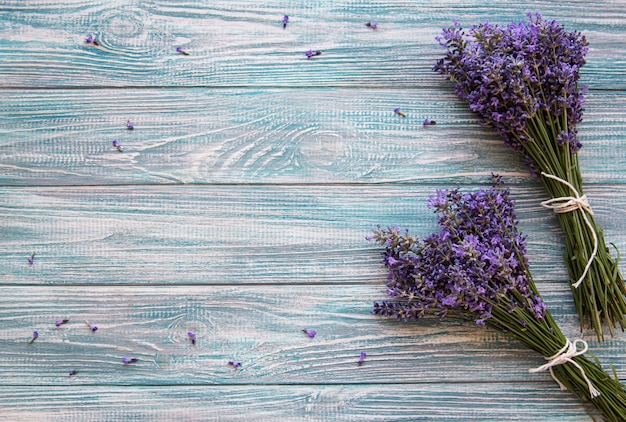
[371,179,626,421]
[283,15,289,29]
[357,352,367,366]
[305,49,322,59]
[187,331,196,345]
[393,108,406,117]
[422,119,436,126]
[126,120,134,130]
[55,319,69,327]
[112,140,123,152]
[69,370,78,377]
[85,321,97,332]
[84,35,99,46]
[28,331,39,343]
[28,251,35,266]
[302,329,316,338]
[122,357,138,365]
[434,13,626,340]
[176,47,189,56]
[228,361,242,369]
[365,22,378,30]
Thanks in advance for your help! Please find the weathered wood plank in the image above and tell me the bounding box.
[1,89,625,185]
[0,284,623,387]
[2,184,626,286]
[0,384,599,421]
[0,1,625,88]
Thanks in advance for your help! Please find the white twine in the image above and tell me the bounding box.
[539,172,598,289]
[529,338,600,398]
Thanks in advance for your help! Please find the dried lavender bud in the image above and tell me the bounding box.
[187,331,196,345]
[55,319,69,327]
[422,119,436,126]
[393,108,407,117]
[305,49,322,59]
[302,329,316,338]
[357,352,367,366]
[126,120,134,130]
[112,140,123,152]
[365,22,378,29]
[28,251,35,266]
[85,321,97,332]
[28,331,39,343]
[228,361,242,369]
[69,370,78,377]
[122,357,139,365]
[176,47,189,56]
[283,15,289,29]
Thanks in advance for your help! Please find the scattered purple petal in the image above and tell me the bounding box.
[28,251,35,266]
[283,15,289,29]
[394,108,407,117]
[69,370,78,377]
[422,118,436,126]
[85,321,98,332]
[28,331,39,344]
[112,140,123,152]
[305,49,322,59]
[302,329,317,338]
[187,331,196,345]
[176,47,190,56]
[228,361,242,369]
[55,319,69,327]
[126,120,134,130]
[357,352,367,366]
[122,357,139,365]
[84,35,99,46]
[365,22,378,30]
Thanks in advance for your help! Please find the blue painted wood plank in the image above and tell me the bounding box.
[2,184,626,286]
[0,384,599,421]
[0,1,625,89]
[1,88,625,185]
[0,284,623,387]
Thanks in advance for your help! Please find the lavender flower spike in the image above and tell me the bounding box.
[393,108,406,118]
[302,329,316,338]
[187,331,196,345]
[305,49,322,59]
[55,319,69,327]
[122,357,138,365]
[422,119,436,126]
[365,22,378,30]
[85,321,97,332]
[126,120,134,130]
[283,15,289,29]
[176,47,189,56]
[28,331,39,343]
[28,251,35,266]
[357,352,367,366]
[112,140,123,152]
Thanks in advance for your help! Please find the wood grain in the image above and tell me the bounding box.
[3,184,626,286]
[1,88,625,186]
[0,284,624,388]
[0,1,625,89]
[0,384,599,421]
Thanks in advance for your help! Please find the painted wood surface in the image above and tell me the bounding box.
[1,1,626,420]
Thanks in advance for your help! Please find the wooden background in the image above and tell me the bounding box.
[1,1,626,420]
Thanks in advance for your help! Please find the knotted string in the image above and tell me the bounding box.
[529,338,600,398]
[539,172,598,288]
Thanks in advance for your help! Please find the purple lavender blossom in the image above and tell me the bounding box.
[434,13,588,156]
[305,49,322,59]
[357,352,367,366]
[283,15,289,29]
[28,331,39,343]
[176,47,189,56]
[422,119,436,126]
[28,252,35,266]
[122,357,138,365]
[393,108,406,117]
[85,321,98,332]
[302,329,316,338]
[55,319,69,327]
[69,370,78,377]
[112,140,123,152]
[228,361,242,369]
[365,22,378,30]
[371,177,546,326]
[126,120,134,130]
[187,331,196,345]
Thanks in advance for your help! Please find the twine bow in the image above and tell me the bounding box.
[539,172,598,288]
[529,338,600,398]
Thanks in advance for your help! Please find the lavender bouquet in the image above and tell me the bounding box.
[371,179,626,420]
[433,13,626,340]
